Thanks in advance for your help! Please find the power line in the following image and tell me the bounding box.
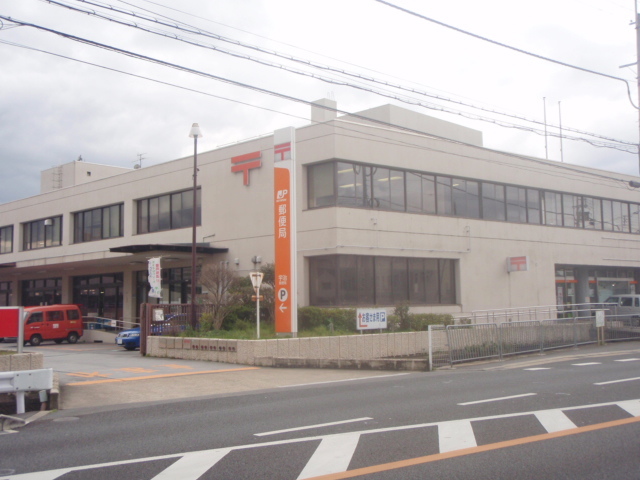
[373,0,639,110]
[0,32,633,191]
[40,0,638,153]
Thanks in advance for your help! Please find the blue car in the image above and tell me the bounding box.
[116,314,188,350]
[115,327,141,350]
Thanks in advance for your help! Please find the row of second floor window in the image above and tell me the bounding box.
[0,188,201,253]
[308,161,640,233]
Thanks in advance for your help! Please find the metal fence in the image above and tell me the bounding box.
[455,303,603,325]
[140,303,213,355]
[445,314,640,366]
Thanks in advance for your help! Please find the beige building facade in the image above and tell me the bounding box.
[1,100,640,325]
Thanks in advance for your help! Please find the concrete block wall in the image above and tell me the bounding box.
[147,331,431,366]
[0,352,44,371]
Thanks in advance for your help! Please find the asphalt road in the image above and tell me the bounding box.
[1,344,640,479]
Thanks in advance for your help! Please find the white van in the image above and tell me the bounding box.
[603,295,640,326]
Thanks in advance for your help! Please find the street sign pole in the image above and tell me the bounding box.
[250,272,264,339]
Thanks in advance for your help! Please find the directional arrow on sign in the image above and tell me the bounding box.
[279,304,288,313]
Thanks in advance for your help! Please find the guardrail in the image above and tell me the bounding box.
[0,368,53,414]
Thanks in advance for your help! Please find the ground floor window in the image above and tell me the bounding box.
[0,281,12,306]
[73,273,123,319]
[135,266,199,314]
[309,255,457,307]
[555,266,639,304]
[21,278,62,306]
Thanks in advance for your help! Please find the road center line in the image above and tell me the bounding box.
[278,373,410,388]
[615,358,640,362]
[458,393,536,406]
[255,418,373,437]
[572,362,601,366]
[594,376,640,386]
[305,416,640,480]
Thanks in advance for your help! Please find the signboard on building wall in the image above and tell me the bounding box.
[274,127,297,334]
[357,308,388,330]
[507,256,529,272]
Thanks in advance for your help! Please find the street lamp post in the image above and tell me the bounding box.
[189,123,202,329]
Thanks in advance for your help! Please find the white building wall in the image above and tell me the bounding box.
[2,102,640,322]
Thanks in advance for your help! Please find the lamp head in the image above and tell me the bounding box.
[189,123,202,138]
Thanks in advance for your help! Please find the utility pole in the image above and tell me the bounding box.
[636,9,640,174]
[543,97,549,159]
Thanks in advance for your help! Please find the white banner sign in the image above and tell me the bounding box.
[357,308,388,330]
[148,257,162,298]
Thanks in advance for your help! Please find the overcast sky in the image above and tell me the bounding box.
[0,0,638,204]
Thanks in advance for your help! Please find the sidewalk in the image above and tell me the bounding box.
[10,341,640,420]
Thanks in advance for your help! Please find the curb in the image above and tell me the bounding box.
[256,357,430,371]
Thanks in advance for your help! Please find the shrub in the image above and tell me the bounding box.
[409,313,454,330]
[298,307,358,333]
[393,303,410,330]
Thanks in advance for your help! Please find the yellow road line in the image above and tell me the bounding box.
[307,415,640,480]
[66,366,260,386]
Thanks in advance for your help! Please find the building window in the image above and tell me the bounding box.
[543,192,563,226]
[406,172,436,214]
[23,217,62,250]
[482,183,506,221]
[137,189,201,234]
[308,162,336,208]
[631,204,640,234]
[452,179,480,218]
[74,204,124,243]
[583,197,602,230]
[306,160,640,235]
[309,255,457,306]
[73,274,123,319]
[0,225,13,254]
[0,281,12,306]
[562,194,583,228]
[21,278,62,306]
[506,186,527,223]
[612,201,630,232]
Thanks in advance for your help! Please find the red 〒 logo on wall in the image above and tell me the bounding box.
[231,151,262,186]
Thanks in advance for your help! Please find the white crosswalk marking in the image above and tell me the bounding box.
[534,409,577,433]
[438,420,477,453]
[150,448,231,480]
[297,433,360,480]
[5,399,640,480]
[617,399,640,417]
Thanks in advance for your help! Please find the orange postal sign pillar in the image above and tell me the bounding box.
[274,127,297,335]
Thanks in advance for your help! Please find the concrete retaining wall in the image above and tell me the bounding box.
[147,332,430,368]
[0,352,44,371]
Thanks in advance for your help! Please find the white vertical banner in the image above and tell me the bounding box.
[274,127,297,334]
[148,257,162,298]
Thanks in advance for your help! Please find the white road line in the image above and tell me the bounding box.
[524,367,551,371]
[594,377,640,386]
[438,420,476,453]
[7,399,640,480]
[278,373,410,388]
[572,362,602,366]
[534,410,577,433]
[617,399,640,417]
[615,358,640,362]
[458,393,536,406]
[296,433,360,480]
[255,417,373,437]
[150,449,230,480]
[2,470,72,480]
